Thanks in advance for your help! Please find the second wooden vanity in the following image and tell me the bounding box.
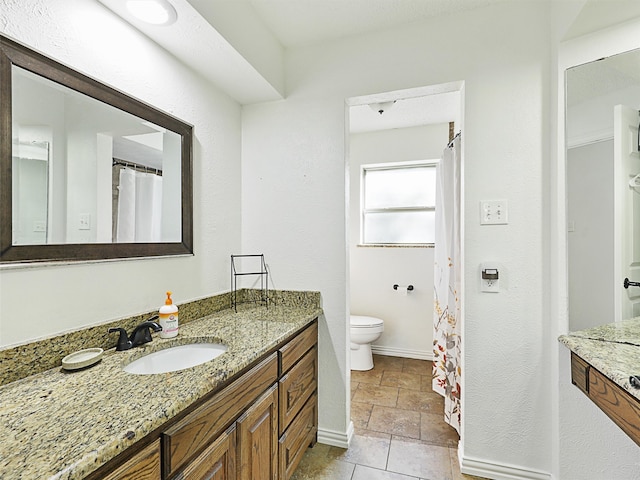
[89,320,317,480]
[561,319,640,449]
[570,352,640,447]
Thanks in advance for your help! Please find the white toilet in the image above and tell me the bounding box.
[350,315,384,371]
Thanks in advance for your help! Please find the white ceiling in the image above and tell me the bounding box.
[564,0,640,40]
[349,89,461,134]
[100,0,640,133]
[246,0,511,48]
[566,47,640,107]
[242,0,475,132]
[99,0,482,131]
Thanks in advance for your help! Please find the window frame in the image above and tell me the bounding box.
[360,159,438,247]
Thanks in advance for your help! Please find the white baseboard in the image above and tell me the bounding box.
[458,447,551,480]
[317,421,354,449]
[371,345,433,361]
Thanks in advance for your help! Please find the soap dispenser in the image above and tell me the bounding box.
[159,291,179,338]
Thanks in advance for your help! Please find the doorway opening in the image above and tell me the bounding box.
[345,80,464,445]
[346,82,463,362]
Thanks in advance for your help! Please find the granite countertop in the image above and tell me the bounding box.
[0,303,321,480]
[559,318,640,402]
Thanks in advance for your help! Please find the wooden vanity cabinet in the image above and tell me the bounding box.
[570,352,640,447]
[163,353,278,478]
[91,319,318,480]
[277,322,318,480]
[166,321,318,480]
[171,384,279,480]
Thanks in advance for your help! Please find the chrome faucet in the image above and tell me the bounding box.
[108,315,162,351]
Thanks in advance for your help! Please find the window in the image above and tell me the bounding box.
[361,161,437,245]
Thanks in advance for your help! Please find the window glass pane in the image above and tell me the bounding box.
[364,211,435,244]
[364,166,435,208]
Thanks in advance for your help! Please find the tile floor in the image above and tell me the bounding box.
[291,354,486,480]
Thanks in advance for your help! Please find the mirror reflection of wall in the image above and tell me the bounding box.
[12,138,50,245]
[11,65,182,247]
[566,48,640,331]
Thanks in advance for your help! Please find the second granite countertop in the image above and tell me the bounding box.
[0,303,321,480]
[559,317,640,402]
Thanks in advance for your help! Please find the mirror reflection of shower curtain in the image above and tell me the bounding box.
[116,167,163,242]
[433,134,461,435]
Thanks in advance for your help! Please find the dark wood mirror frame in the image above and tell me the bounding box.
[0,35,193,263]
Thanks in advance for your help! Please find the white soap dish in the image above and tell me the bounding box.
[62,348,104,371]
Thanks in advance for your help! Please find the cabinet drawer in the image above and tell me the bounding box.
[175,424,236,480]
[278,394,317,480]
[163,353,277,478]
[102,439,161,480]
[279,322,317,376]
[589,368,640,446]
[279,346,317,434]
[571,352,590,395]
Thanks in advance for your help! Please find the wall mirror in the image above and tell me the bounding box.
[0,35,193,263]
[566,47,640,331]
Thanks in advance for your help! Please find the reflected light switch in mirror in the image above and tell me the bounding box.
[79,214,91,230]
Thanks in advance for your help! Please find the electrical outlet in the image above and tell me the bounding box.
[481,264,500,293]
[480,200,508,225]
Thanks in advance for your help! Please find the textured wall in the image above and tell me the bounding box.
[0,0,242,346]
[554,15,640,480]
[241,2,552,472]
[4,1,640,477]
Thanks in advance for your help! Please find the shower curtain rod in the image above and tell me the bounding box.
[447,131,461,149]
[112,157,162,176]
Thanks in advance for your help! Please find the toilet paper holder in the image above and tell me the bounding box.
[393,284,414,292]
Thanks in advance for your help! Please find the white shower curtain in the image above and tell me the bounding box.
[433,135,461,435]
[116,167,163,242]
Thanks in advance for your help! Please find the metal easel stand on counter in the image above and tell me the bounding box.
[231,254,269,312]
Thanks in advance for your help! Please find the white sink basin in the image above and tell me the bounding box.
[123,343,227,375]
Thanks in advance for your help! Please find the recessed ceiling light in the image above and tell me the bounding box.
[126,0,177,26]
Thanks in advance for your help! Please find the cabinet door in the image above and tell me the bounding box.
[178,425,236,480]
[237,383,279,480]
[163,353,277,477]
[102,440,161,480]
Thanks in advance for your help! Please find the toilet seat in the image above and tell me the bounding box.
[350,315,384,328]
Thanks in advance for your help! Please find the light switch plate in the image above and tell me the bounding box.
[480,200,508,225]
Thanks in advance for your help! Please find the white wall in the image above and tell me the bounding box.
[349,123,448,359]
[242,2,551,474]
[554,16,640,480]
[0,0,242,346]
[4,2,640,478]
